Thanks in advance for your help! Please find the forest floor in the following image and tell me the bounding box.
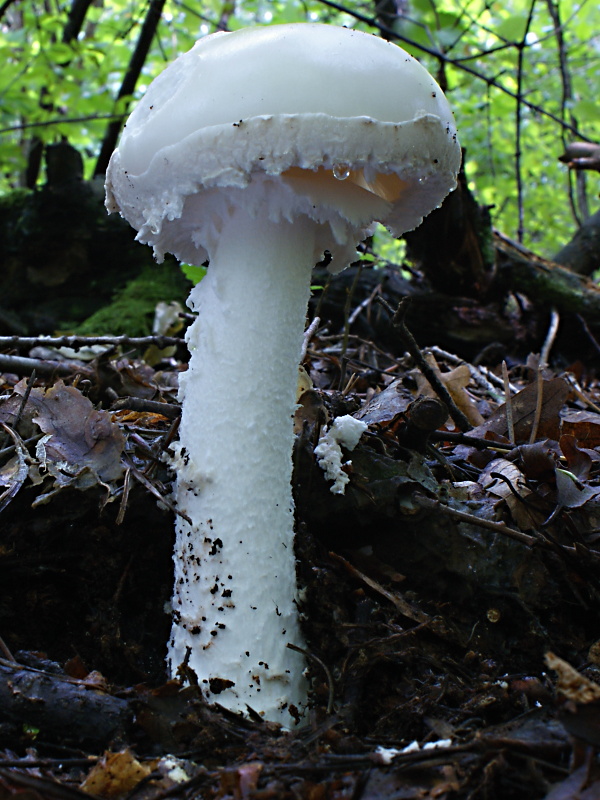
[1,278,600,800]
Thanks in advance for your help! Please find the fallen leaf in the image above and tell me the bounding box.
[545,652,600,704]
[561,410,600,449]
[355,379,412,426]
[559,433,600,481]
[470,377,570,443]
[18,380,125,484]
[415,356,484,427]
[480,457,546,529]
[554,467,600,509]
[81,750,153,798]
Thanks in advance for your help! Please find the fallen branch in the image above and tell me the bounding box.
[0,660,132,746]
[495,231,600,318]
[0,334,182,352]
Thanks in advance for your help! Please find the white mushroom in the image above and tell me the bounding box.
[105,22,461,725]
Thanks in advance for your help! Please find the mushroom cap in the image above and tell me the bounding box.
[106,23,461,269]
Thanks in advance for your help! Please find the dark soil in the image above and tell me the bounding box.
[2,286,600,800]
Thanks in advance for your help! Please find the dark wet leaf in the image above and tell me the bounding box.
[0,424,29,512]
[20,379,125,484]
[511,440,557,480]
[544,766,600,800]
[469,377,570,443]
[561,409,600,449]
[356,379,412,426]
[560,433,600,480]
[555,467,600,509]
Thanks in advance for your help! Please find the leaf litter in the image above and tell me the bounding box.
[2,321,600,799]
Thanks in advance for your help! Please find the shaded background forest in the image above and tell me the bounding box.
[1,0,599,284]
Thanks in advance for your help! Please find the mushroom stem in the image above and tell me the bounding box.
[168,201,314,723]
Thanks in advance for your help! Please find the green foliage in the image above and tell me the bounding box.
[0,0,598,259]
[180,263,207,285]
[76,262,191,337]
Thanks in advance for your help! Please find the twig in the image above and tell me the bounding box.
[0,767,95,800]
[341,372,359,396]
[0,757,98,768]
[564,373,600,414]
[287,643,335,715]
[540,308,560,367]
[577,314,600,358]
[329,551,430,624]
[316,0,592,140]
[0,433,43,459]
[514,0,537,243]
[348,282,382,326]
[0,634,16,662]
[478,363,519,395]
[413,492,542,547]
[115,467,132,526]
[502,360,515,445]
[0,113,122,137]
[94,0,168,176]
[427,346,513,400]
[110,396,180,420]
[429,430,513,453]
[528,366,544,444]
[0,334,181,351]
[0,354,93,378]
[300,317,320,361]
[338,265,363,389]
[379,297,471,432]
[62,0,95,43]
[121,454,191,525]
[0,0,20,22]
[545,0,588,223]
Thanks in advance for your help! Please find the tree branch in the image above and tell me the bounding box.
[316,0,593,141]
[62,0,96,43]
[94,0,168,176]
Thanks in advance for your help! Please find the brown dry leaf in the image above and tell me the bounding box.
[561,409,600,448]
[479,457,546,530]
[361,761,460,800]
[294,388,326,436]
[16,380,125,487]
[356,379,412,426]
[514,440,557,481]
[415,356,484,427]
[81,750,154,798]
[111,409,170,427]
[559,434,600,481]
[545,652,600,704]
[439,363,485,426]
[110,358,158,400]
[218,762,263,800]
[470,376,570,443]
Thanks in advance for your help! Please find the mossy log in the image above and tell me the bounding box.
[494,230,600,319]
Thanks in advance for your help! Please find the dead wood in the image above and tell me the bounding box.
[554,207,600,277]
[495,230,600,318]
[0,660,132,746]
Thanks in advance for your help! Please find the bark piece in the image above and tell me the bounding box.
[0,662,132,746]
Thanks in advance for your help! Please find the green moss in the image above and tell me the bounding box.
[76,261,191,336]
[0,187,31,212]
